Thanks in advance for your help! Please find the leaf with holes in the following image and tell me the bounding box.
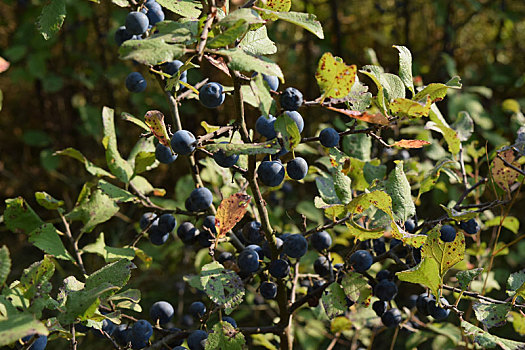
[491,149,520,194]
[205,321,245,350]
[321,283,348,319]
[144,110,172,149]
[461,319,525,350]
[457,268,483,290]
[391,139,430,148]
[473,302,510,328]
[215,193,251,239]
[315,52,357,101]
[341,272,372,306]
[421,225,465,278]
[396,258,440,298]
[200,262,245,315]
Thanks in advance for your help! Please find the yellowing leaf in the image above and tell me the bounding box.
[144,110,172,149]
[421,225,465,278]
[390,95,432,118]
[396,258,440,298]
[391,139,430,149]
[316,52,357,100]
[215,193,251,238]
[491,149,520,194]
[326,106,389,125]
[261,0,291,12]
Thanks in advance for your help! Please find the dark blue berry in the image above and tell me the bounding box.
[310,231,332,251]
[286,157,308,180]
[349,250,373,273]
[319,128,340,147]
[280,87,303,111]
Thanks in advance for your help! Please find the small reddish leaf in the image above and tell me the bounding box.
[326,106,389,125]
[215,193,251,238]
[0,57,10,73]
[144,110,172,149]
[391,139,431,149]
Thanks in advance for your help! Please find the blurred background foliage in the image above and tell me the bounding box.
[1,0,525,348]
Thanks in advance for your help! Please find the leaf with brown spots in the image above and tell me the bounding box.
[390,95,432,118]
[491,149,520,194]
[215,193,251,238]
[316,52,357,101]
[421,225,465,278]
[144,110,172,149]
[325,107,389,125]
[391,139,431,149]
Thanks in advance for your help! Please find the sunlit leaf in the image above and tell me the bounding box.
[215,193,251,239]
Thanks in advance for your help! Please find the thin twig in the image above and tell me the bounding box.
[59,211,87,275]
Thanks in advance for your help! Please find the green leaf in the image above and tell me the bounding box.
[345,220,384,240]
[154,21,198,45]
[66,189,120,233]
[341,131,371,161]
[205,321,246,350]
[217,48,283,79]
[218,8,265,27]
[239,26,277,56]
[58,283,119,325]
[274,113,301,151]
[507,271,525,301]
[421,226,465,278]
[510,311,525,336]
[385,161,415,222]
[427,105,461,155]
[461,319,525,350]
[102,107,133,183]
[82,232,135,262]
[85,259,134,293]
[321,283,347,319]
[396,258,440,298]
[315,176,341,205]
[54,147,114,178]
[347,80,372,112]
[341,272,372,305]
[473,302,510,328]
[417,158,455,199]
[19,256,55,300]
[35,191,64,210]
[485,216,519,234]
[456,268,483,290]
[250,73,274,117]
[390,95,432,118]
[380,73,406,100]
[439,205,477,221]
[333,170,352,205]
[156,0,202,18]
[452,111,474,142]
[208,20,249,49]
[393,45,414,95]
[111,0,128,7]
[256,9,324,39]
[315,52,356,100]
[3,197,44,235]
[413,76,462,103]
[199,262,244,315]
[363,161,386,184]
[0,313,49,347]
[37,0,66,40]
[0,246,11,287]
[119,38,185,65]
[330,316,352,333]
[108,289,141,304]
[28,223,74,261]
[121,112,149,132]
[98,179,137,203]
[203,139,281,156]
